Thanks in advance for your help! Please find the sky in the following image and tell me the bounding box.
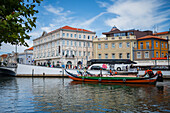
[0,0,170,55]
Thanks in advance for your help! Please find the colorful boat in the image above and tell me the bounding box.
[65,69,163,85]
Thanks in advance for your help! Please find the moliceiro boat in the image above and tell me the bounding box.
[65,69,163,85]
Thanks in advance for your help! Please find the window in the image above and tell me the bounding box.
[162,53,164,57]
[88,52,90,56]
[140,42,143,49]
[79,51,81,56]
[79,34,81,38]
[70,34,73,37]
[52,35,55,39]
[62,40,65,45]
[62,50,65,56]
[112,53,115,59]
[162,43,164,48]
[84,42,86,47]
[74,41,77,46]
[75,51,77,56]
[166,36,169,40]
[83,35,86,39]
[67,33,69,37]
[88,36,90,39]
[112,43,115,48]
[165,43,167,48]
[63,33,65,37]
[156,42,158,47]
[134,42,136,48]
[70,50,73,56]
[98,54,101,59]
[57,33,59,38]
[119,53,122,59]
[145,52,149,58]
[92,36,94,39]
[88,42,90,47]
[83,51,86,56]
[79,42,81,47]
[127,53,130,59]
[52,42,55,47]
[119,37,122,39]
[146,42,149,49]
[156,52,158,58]
[71,41,73,46]
[74,34,76,38]
[105,54,108,59]
[48,43,50,48]
[98,44,101,49]
[119,43,122,48]
[67,40,69,46]
[105,43,108,48]
[126,42,130,48]
[137,52,141,58]
[67,50,69,55]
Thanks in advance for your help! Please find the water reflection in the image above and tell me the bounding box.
[0,77,169,113]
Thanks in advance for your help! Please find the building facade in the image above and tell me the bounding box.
[18,47,33,65]
[133,36,168,60]
[33,26,96,68]
[93,26,152,60]
[154,31,170,54]
[0,54,8,66]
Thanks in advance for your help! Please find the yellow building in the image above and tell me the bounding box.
[93,26,152,60]
[133,35,168,60]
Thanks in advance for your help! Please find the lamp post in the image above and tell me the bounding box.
[167,53,169,69]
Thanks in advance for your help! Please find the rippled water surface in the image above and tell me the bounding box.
[0,77,169,113]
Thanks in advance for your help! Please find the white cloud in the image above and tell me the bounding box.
[104,0,170,31]
[44,5,71,16]
[80,12,107,27]
[96,1,109,8]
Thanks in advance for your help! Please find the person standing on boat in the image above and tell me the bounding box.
[109,69,112,76]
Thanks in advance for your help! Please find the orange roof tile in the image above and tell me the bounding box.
[0,54,8,58]
[48,25,93,34]
[27,47,33,50]
[154,31,169,35]
[137,35,167,40]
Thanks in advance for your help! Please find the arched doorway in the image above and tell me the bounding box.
[66,61,72,69]
[77,61,82,68]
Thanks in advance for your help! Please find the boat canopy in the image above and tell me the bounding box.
[88,59,137,65]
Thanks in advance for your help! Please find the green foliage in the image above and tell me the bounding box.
[0,0,43,47]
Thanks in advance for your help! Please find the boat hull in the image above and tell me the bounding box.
[65,70,157,84]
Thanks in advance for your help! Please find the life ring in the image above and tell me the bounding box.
[123,78,126,82]
[98,78,101,82]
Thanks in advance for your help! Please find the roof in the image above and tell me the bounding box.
[154,31,169,35]
[137,35,167,41]
[48,25,94,34]
[0,54,8,58]
[103,29,140,35]
[27,47,33,50]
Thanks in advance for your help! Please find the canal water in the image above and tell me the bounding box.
[0,77,169,113]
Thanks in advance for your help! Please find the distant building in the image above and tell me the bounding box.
[18,47,33,65]
[93,26,152,60]
[33,26,96,68]
[133,35,168,60]
[0,54,8,65]
[154,30,170,54]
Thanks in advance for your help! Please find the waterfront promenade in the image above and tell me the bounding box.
[14,64,170,78]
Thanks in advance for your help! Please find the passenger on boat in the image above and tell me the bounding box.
[109,69,112,75]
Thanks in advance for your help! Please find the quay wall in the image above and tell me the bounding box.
[15,64,170,78]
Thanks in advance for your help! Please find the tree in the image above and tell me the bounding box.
[0,0,43,47]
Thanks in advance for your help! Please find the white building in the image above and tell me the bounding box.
[18,47,33,65]
[33,26,96,68]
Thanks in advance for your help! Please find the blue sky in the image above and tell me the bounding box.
[0,0,170,55]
